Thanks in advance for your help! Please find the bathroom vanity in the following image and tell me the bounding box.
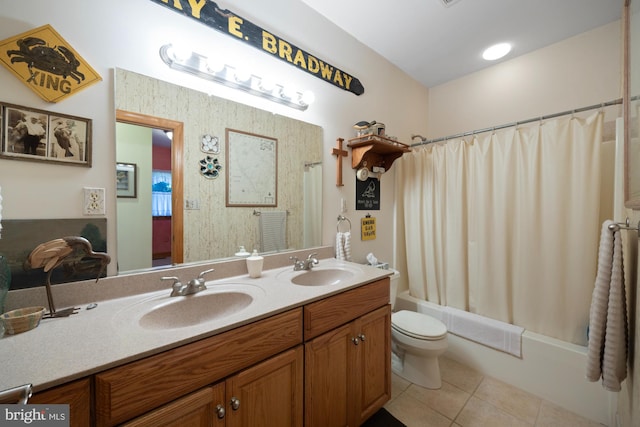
[2,255,391,427]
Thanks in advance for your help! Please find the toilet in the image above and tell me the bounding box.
[389,269,448,389]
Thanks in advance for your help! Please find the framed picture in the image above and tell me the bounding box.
[225,128,277,207]
[0,102,92,166]
[116,162,137,198]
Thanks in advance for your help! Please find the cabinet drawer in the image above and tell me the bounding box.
[303,278,389,340]
[95,308,302,427]
[31,378,91,427]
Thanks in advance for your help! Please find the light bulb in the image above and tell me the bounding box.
[169,44,191,62]
[259,76,276,92]
[235,68,252,83]
[206,58,225,73]
[482,43,512,61]
[282,86,298,100]
[300,90,315,106]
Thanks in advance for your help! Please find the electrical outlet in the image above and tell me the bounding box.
[185,199,201,210]
[84,187,105,215]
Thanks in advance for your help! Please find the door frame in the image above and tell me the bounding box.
[116,109,184,265]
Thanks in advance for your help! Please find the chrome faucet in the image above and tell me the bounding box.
[162,268,215,297]
[290,253,319,271]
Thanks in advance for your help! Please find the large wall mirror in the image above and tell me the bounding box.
[625,0,640,208]
[115,69,323,274]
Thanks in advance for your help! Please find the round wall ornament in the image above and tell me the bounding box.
[201,134,220,154]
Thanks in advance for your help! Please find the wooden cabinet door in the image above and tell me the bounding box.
[304,323,356,427]
[226,346,304,427]
[122,384,225,427]
[305,305,391,427]
[354,305,391,425]
[30,378,91,427]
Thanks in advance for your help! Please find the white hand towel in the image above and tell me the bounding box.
[586,220,628,391]
[335,232,352,261]
[336,233,345,260]
[259,211,287,253]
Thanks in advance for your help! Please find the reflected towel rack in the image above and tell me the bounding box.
[608,217,640,233]
[337,215,351,232]
[253,209,290,216]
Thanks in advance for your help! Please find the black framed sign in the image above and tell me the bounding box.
[356,177,380,210]
[148,0,364,96]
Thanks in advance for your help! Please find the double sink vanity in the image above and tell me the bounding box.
[1,247,392,427]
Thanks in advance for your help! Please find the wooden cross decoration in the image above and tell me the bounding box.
[332,138,348,187]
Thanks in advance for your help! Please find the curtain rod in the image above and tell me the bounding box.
[411,98,625,147]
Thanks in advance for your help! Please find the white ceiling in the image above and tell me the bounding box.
[302,0,622,88]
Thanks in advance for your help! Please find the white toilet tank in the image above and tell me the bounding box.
[388,269,400,310]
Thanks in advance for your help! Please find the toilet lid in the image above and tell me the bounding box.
[392,310,447,340]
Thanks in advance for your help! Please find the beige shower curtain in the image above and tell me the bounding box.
[395,112,604,345]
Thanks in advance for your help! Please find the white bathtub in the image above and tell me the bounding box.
[394,290,616,426]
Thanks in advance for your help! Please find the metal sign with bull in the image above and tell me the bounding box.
[149,0,365,96]
[0,25,102,103]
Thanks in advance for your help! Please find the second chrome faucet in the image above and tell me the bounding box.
[290,253,319,271]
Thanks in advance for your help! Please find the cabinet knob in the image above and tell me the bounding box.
[230,397,241,410]
[358,334,366,342]
[215,404,226,419]
[352,337,359,345]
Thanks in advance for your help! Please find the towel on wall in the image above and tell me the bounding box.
[585,220,628,392]
[335,231,352,261]
[259,211,287,253]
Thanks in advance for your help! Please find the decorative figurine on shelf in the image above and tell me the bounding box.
[24,236,111,317]
[353,120,385,137]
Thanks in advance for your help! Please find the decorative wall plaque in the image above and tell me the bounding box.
[0,25,102,103]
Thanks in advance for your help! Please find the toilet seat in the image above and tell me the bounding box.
[392,310,447,341]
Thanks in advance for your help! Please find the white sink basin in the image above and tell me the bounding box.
[291,269,355,286]
[117,283,264,330]
[277,265,362,286]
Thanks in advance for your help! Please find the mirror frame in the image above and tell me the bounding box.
[624,0,640,209]
[116,109,185,264]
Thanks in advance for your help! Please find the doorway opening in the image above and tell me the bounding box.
[116,110,184,269]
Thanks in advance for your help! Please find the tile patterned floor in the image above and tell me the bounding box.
[384,357,606,427]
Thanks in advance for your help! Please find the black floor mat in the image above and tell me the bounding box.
[361,408,406,427]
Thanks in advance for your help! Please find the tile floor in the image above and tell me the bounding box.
[384,356,606,427]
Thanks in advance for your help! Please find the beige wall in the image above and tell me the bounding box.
[425,20,622,140]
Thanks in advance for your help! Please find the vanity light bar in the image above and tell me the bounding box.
[159,44,314,111]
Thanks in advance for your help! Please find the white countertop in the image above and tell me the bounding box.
[0,258,391,393]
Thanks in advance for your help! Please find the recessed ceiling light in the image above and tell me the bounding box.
[482,43,512,61]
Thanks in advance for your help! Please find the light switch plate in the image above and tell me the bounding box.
[84,187,105,215]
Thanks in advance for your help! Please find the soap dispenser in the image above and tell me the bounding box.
[246,249,264,278]
[235,245,250,257]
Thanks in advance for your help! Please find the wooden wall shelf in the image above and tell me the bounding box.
[347,135,411,170]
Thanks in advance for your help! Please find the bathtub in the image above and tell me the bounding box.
[394,290,616,426]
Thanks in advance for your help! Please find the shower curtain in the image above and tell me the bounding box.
[303,164,322,248]
[395,112,605,345]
